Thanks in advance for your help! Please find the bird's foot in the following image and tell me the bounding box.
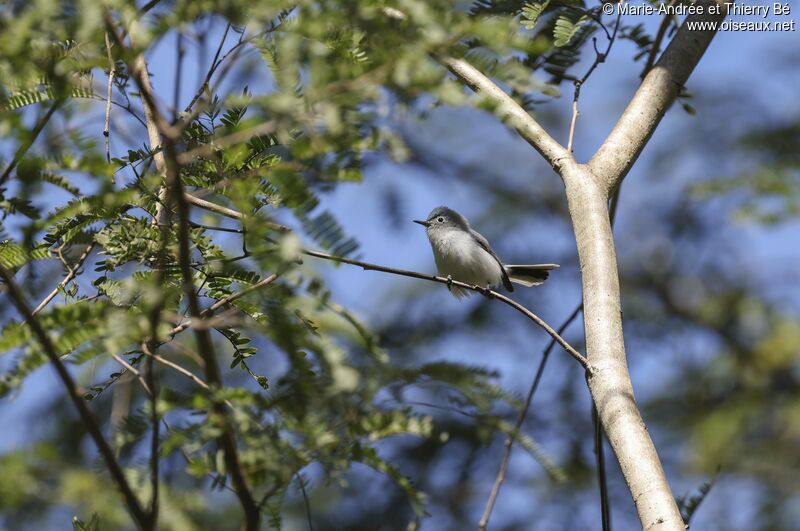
[446,275,454,291]
[475,284,494,299]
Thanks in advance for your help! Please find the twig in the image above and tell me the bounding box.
[183,23,232,114]
[0,265,149,527]
[142,343,160,524]
[111,352,152,395]
[0,100,62,186]
[301,249,590,370]
[138,0,163,16]
[594,405,612,531]
[168,273,280,338]
[297,472,315,531]
[149,345,212,391]
[104,32,116,163]
[641,0,679,79]
[154,190,585,366]
[108,16,169,527]
[32,243,95,315]
[173,31,185,121]
[567,1,624,153]
[478,304,583,530]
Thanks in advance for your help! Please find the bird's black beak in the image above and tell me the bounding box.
[413,219,430,227]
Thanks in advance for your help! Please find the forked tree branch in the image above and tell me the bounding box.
[433,3,731,530]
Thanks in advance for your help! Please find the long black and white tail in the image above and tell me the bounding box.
[504,264,560,287]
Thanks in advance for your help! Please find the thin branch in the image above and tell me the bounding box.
[154,191,585,367]
[640,0,679,79]
[296,472,314,531]
[168,273,280,338]
[107,18,169,527]
[141,343,160,523]
[106,13,260,526]
[117,30,261,523]
[104,32,116,163]
[183,192,287,231]
[0,265,149,527]
[32,243,95,315]
[0,99,62,187]
[145,345,211,394]
[301,249,590,370]
[111,352,152,395]
[173,31,185,121]
[478,304,583,531]
[138,0,163,16]
[441,57,571,172]
[568,2,623,153]
[183,23,232,114]
[183,193,245,220]
[594,405,612,531]
[171,137,262,531]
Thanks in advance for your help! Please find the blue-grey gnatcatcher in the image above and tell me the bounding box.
[414,206,559,297]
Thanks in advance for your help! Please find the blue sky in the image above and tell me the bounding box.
[2,2,799,528]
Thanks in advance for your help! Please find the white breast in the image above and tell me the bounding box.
[427,228,503,288]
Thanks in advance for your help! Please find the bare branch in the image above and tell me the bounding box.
[183,23,232,115]
[0,100,61,187]
[32,243,95,315]
[296,472,315,531]
[593,405,612,531]
[441,57,571,172]
[385,0,568,171]
[168,273,281,338]
[302,249,590,370]
[568,2,624,153]
[104,32,116,163]
[640,0,680,79]
[479,304,583,530]
[589,0,731,191]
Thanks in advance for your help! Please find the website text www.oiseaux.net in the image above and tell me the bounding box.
[686,19,795,32]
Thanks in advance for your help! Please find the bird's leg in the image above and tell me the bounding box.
[446,275,454,292]
[482,284,495,299]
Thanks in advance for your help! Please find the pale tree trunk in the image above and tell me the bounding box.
[440,1,731,528]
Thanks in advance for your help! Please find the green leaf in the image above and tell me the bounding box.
[521,1,550,30]
[0,241,51,269]
[553,13,588,47]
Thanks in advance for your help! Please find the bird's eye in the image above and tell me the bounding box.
[437,217,444,223]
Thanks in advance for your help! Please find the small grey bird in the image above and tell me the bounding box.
[414,206,559,297]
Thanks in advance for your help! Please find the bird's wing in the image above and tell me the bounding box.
[469,229,514,291]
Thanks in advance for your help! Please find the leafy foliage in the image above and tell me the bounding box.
[3,0,754,530]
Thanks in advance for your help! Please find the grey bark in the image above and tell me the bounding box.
[442,1,730,529]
